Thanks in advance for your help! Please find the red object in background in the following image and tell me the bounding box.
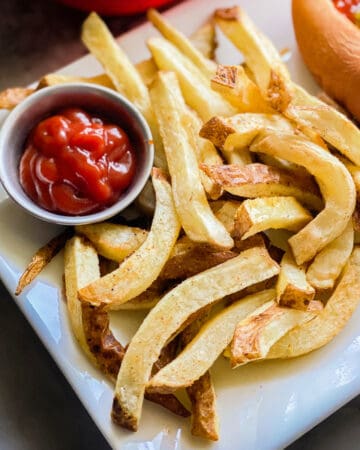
[19,108,136,216]
[332,0,360,22]
[57,0,176,15]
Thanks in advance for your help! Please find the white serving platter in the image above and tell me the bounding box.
[1,0,360,449]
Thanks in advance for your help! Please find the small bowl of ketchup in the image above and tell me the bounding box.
[0,83,154,225]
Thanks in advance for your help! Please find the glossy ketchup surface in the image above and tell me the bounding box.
[19,108,136,215]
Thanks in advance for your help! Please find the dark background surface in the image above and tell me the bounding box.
[1,1,360,449]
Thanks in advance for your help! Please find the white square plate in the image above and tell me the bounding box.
[1,1,360,449]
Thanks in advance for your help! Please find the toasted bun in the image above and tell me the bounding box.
[292,0,360,122]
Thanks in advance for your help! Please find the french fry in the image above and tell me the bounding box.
[189,21,217,60]
[36,73,115,90]
[306,220,354,290]
[147,8,217,79]
[211,200,242,234]
[0,87,34,109]
[78,169,181,309]
[201,163,323,211]
[215,6,360,166]
[16,229,72,295]
[147,289,275,393]
[273,82,360,167]
[66,237,190,417]
[234,197,312,240]
[112,247,279,430]
[211,65,273,113]
[250,133,356,264]
[64,236,99,361]
[75,223,147,263]
[81,12,167,169]
[160,242,238,280]
[229,300,315,367]
[199,113,293,151]
[181,310,219,441]
[276,251,315,310]
[268,247,360,358]
[135,58,158,87]
[148,37,236,121]
[150,71,233,248]
[214,6,290,94]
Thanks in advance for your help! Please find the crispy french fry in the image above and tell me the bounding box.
[148,37,236,121]
[229,300,314,367]
[189,21,217,60]
[37,73,115,89]
[199,113,293,150]
[211,65,273,113]
[214,7,290,94]
[268,247,360,358]
[147,289,275,393]
[16,229,72,295]
[201,163,323,211]
[150,71,233,248]
[78,169,181,309]
[112,247,279,430]
[272,82,360,166]
[81,12,167,169]
[147,8,217,79]
[234,197,312,240]
[0,87,34,109]
[306,220,354,290]
[160,243,237,280]
[212,200,241,234]
[135,58,158,87]
[276,251,315,310]
[75,223,147,263]
[64,236,99,361]
[180,310,219,441]
[251,133,356,264]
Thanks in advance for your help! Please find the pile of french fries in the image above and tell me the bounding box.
[10,5,360,442]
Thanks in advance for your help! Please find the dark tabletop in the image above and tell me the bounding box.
[1,1,360,449]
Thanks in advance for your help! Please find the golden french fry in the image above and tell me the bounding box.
[37,73,115,89]
[268,247,360,358]
[189,21,217,60]
[199,113,293,151]
[112,247,279,430]
[75,223,147,263]
[276,251,315,310]
[0,87,34,109]
[211,65,273,113]
[234,197,312,240]
[16,229,72,295]
[181,310,219,441]
[148,37,236,121]
[78,168,181,309]
[214,6,290,94]
[150,71,233,248]
[306,220,354,290]
[81,12,167,169]
[211,200,242,234]
[147,289,275,393]
[135,58,158,87]
[251,133,356,264]
[200,163,323,211]
[147,8,217,79]
[273,82,360,166]
[64,236,99,361]
[229,300,314,367]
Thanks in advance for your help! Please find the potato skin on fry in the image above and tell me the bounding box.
[268,247,360,358]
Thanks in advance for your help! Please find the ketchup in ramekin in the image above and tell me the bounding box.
[19,107,136,216]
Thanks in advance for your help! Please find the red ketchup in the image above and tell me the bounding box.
[19,108,136,215]
[333,0,360,23]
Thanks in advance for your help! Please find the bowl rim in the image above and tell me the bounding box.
[0,82,154,225]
